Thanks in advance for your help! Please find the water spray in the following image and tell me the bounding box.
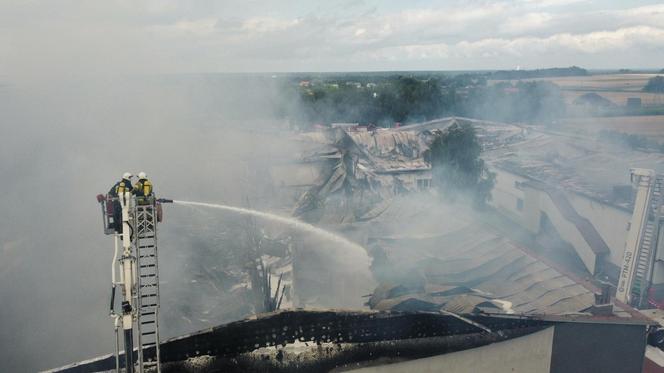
[172,200,372,271]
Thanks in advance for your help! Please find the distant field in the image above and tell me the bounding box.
[561,91,664,107]
[491,73,664,106]
[545,74,656,91]
[559,115,664,140]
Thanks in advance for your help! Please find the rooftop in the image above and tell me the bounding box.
[354,195,599,315]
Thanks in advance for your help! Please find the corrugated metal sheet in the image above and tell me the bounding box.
[364,198,595,315]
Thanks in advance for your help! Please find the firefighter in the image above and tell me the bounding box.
[108,172,134,232]
[133,172,154,204]
[109,172,134,197]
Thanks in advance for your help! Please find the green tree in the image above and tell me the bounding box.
[644,76,664,93]
[429,123,495,208]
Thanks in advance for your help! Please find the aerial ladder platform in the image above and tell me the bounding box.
[616,169,664,308]
[97,192,169,373]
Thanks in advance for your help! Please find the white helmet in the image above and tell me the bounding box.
[138,171,147,179]
[122,172,132,179]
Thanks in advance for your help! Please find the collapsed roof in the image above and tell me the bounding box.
[289,117,525,223]
[352,195,599,315]
[295,116,664,211]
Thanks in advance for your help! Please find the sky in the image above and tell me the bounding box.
[2,0,664,75]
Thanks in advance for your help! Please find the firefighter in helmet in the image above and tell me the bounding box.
[110,172,134,196]
[108,172,134,232]
[133,171,154,204]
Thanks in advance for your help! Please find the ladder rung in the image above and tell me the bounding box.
[143,303,158,307]
[139,254,155,258]
[140,264,156,268]
[141,311,156,316]
[141,320,155,325]
[142,331,156,336]
[140,274,156,278]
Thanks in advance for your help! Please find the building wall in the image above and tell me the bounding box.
[491,168,630,275]
[565,193,630,268]
[491,169,529,224]
[655,229,664,284]
[348,321,647,373]
[390,170,432,191]
[549,322,647,373]
[536,192,599,274]
[348,327,555,373]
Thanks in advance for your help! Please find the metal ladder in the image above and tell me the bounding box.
[134,201,161,373]
[633,177,662,306]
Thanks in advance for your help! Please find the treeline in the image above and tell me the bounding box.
[288,77,456,125]
[284,73,567,127]
[643,76,664,93]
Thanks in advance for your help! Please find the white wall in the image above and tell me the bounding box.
[491,169,528,223]
[655,229,664,284]
[377,170,432,191]
[490,168,631,275]
[349,327,555,373]
[537,193,598,274]
[564,193,630,268]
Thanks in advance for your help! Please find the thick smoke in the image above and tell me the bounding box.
[0,3,386,367]
[0,71,324,371]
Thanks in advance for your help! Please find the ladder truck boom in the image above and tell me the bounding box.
[97,190,169,373]
[616,168,662,307]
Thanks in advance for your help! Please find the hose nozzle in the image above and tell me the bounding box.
[157,198,173,204]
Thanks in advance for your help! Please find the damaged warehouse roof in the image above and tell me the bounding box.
[354,196,600,315]
[297,116,664,210]
[483,126,664,210]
